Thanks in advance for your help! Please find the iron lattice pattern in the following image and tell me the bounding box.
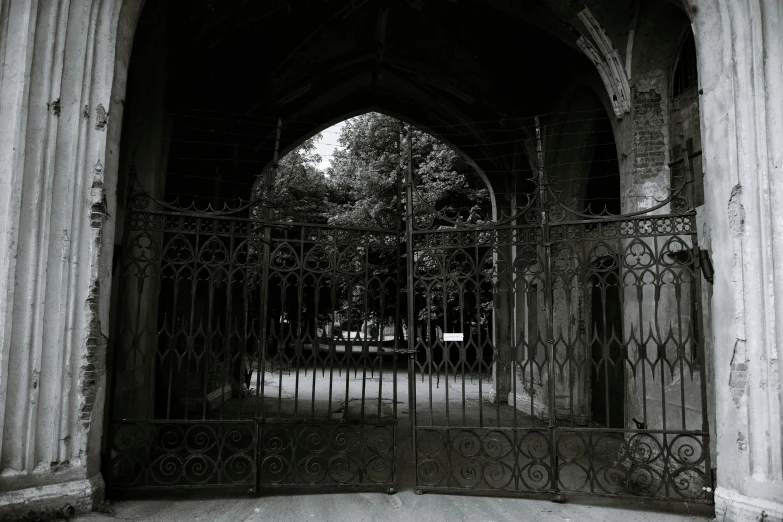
[107,195,402,493]
[409,212,712,501]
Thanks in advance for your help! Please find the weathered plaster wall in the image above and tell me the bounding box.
[0,0,144,517]
[689,0,783,519]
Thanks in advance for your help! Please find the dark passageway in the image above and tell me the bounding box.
[104,0,711,509]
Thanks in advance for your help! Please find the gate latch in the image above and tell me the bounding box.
[699,248,714,284]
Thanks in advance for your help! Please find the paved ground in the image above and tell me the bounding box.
[77,493,713,522]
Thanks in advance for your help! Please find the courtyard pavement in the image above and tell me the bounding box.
[76,492,713,522]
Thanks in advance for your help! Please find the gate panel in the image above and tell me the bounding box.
[410,224,556,495]
[107,199,266,491]
[106,191,402,494]
[254,224,401,490]
[408,119,712,502]
[547,214,711,499]
[108,421,256,491]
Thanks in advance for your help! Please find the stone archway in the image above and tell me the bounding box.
[0,1,782,520]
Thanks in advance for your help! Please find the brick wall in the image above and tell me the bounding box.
[632,86,666,183]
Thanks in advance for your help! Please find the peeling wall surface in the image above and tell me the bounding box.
[689,0,783,520]
[0,0,782,521]
[0,0,144,517]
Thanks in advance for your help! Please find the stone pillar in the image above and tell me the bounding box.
[489,170,517,405]
[0,0,142,517]
[693,0,783,519]
[490,242,513,404]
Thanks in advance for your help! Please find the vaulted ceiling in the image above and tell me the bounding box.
[142,0,634,198]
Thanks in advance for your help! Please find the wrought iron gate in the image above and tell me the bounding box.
[106,117,712,503]
[106,182,404,493]
[408,120,713,502]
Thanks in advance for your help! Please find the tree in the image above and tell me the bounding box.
[323,113,493,346]
[266,134,337,223]
[264,112,492,228]
[263,113,494,351]
[325,113,491,228]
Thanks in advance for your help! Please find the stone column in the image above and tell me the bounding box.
[490,242,513,404]
[693,0,783,519]
[489,171,516,405]
[0,0,142,517]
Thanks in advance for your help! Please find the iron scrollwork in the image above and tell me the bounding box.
[108,421,256,490]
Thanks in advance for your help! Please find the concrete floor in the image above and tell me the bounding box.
[77,492,713,522]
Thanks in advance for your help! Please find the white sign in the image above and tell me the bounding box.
[443,333,463,342]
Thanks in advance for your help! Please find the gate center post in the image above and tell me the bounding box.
[535,117,564,503]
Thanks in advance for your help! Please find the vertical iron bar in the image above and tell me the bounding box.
[405,125,418,458]
[311,242,321,420]
[202,244,215,421]
[475,239,483,428]
[494,234,501,429]
[602,274,611,429]
[327,230,337,419]
[637,267,648,427]
[655,234,667,433]
[693,228,713,492]
[394,127,403,427]
[685,145,714,493]
[278,240,288,418]
[256,117,282,420]
[294,227,306,418]
[361,244,370,420]
[675,267,687,431]
[535,116,559,497]
[427,290,434,426]
[166,280,179,421]
[183,220,202,421]
[222,223,235,421]
[441,253,448,425]
[529,286,536,420]
[566,267,574,428]
[377,267,385,420]
[460,281,467,426]
[310,266,318,419]
[344,272,353,419]
[615,238,628,432]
